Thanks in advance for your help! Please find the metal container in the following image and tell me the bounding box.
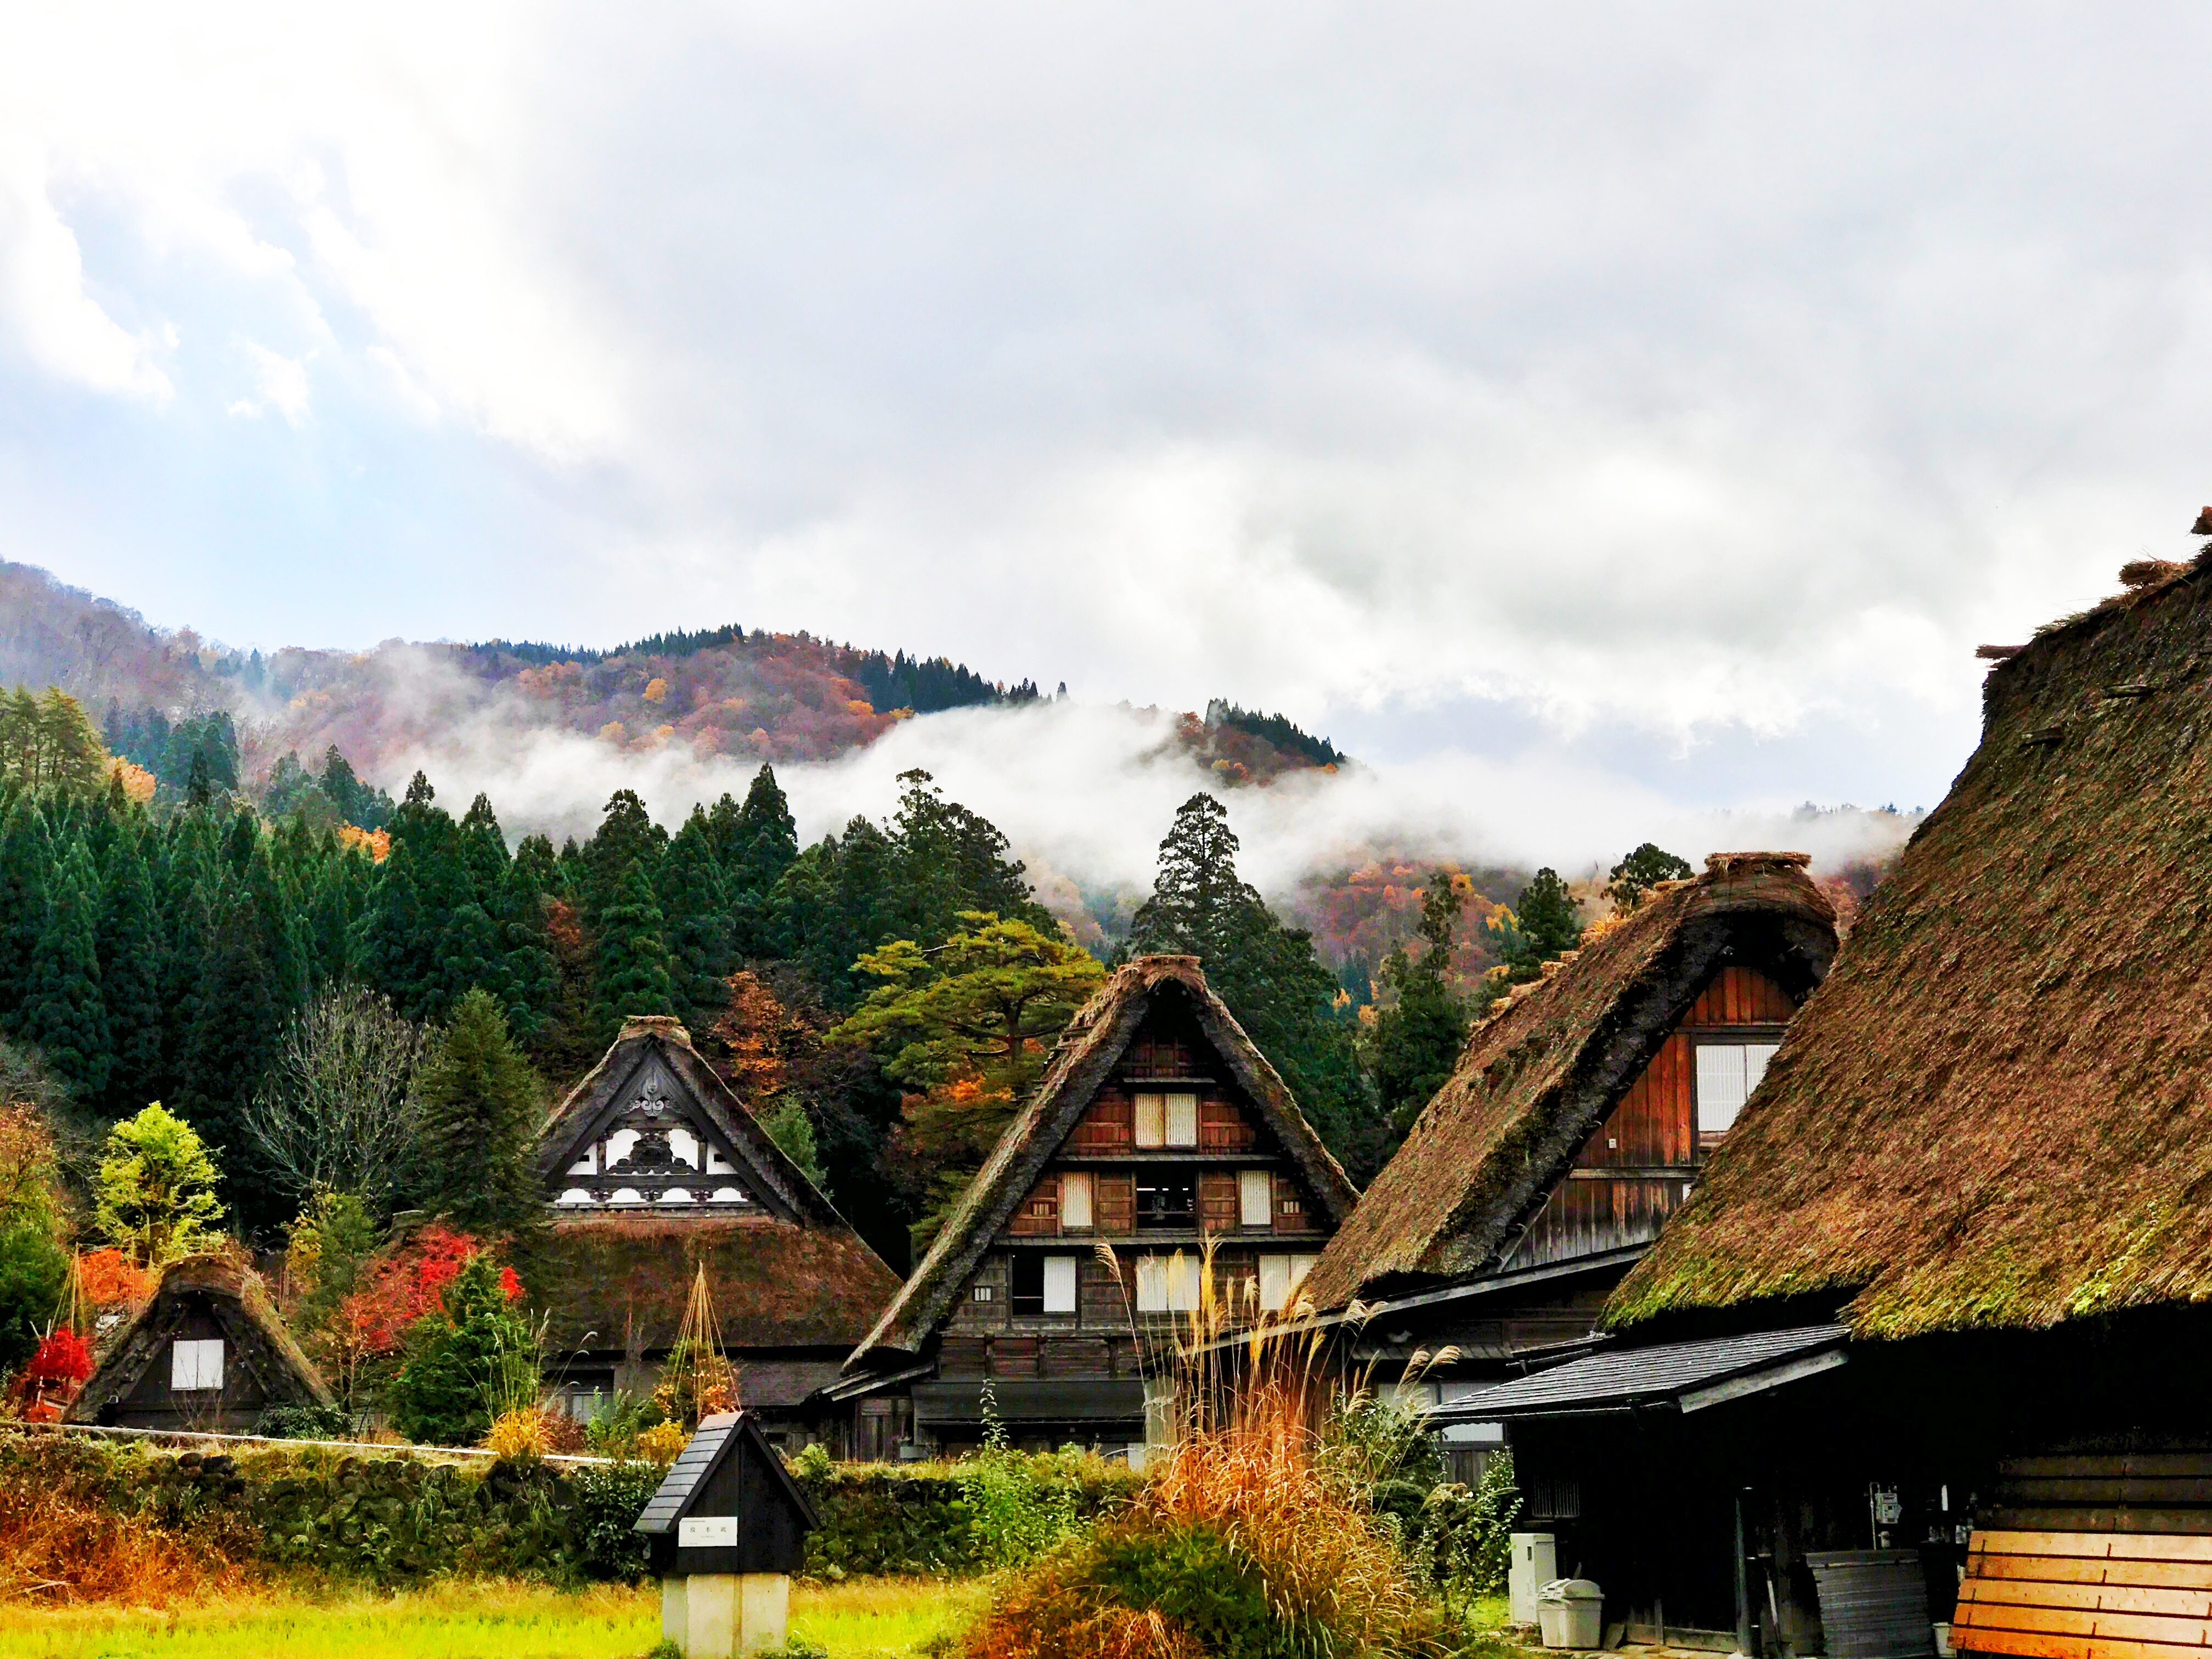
[1510,1533,1559,1626]
[1805,1549,1935,1659]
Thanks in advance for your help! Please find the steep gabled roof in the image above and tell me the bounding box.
[68,1252,332,1422]
[1612,552,2212,1339]
[537,1014,847,1227]
[847,955,1360,1367]
[1301,854,1837,1312]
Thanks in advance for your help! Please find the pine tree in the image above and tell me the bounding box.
[178,895,280,1231]
[1512,868,1585,963]
[719,765,799,957]
[96,826,166,1114]
[0,798,52,1029]
[592,858,676,1035]
[413,989,543,1238]
[23,838,110,1099]
[888,769,1049,944]
[1605,843,1695,914]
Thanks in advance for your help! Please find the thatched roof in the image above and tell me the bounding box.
[1301,854,1837,1312]
[1612,551,2212,1339]
[527,1214,901,1356]
[68,1252,332,1421]
[847,955,1361,1367]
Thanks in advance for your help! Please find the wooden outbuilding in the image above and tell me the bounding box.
[1475,546,2212,1658]
[837,955,1359,1459]
[530,1015,900,1451]
[67,1253,334,1432]
[1297,851,1837,1478]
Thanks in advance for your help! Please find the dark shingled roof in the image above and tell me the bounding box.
[69,1252,333,1422]
[635,1410,819,1534]
[1435,1324,1848,1419]
[1301,854,1837,1312]
[1612,551,2212,1339]
[846,955,1359,1367]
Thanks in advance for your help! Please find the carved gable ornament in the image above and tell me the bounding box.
[550,1054,769,1213]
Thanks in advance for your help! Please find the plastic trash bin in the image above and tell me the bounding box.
[1537,1579,1604,1649]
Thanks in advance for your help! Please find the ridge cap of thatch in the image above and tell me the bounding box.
[844,952,1359,1369]
[1299,854,1837,1313]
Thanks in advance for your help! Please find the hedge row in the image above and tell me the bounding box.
[794,1453,1143,1578]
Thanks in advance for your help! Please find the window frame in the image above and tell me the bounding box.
[1062,1170,1095,1229]
[1691,1030,1785,1143]
[171,1337,224,1393]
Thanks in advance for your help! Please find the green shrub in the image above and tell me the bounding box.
[387,1251,540,1447]
[255,1402,356,1441]
[794,1453,1139,1579]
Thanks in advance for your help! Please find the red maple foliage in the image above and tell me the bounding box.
[25,1327,93,1384]
[334,1224,519,1357]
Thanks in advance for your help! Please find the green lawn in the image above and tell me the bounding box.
[0,1577,985,1659]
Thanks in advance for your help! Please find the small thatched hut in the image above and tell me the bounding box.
[1465,546,2212,1659]
[67,1253,332,1432]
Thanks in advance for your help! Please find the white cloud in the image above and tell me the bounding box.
[0,142,173,402]
[229,340,313,426]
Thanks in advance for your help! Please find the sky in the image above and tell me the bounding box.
[6,3,2212,866]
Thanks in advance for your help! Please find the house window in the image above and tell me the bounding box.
[171,1338,224,1392]
[1062,1171,1094,1229]
[1134,1093,1166,1148]
[1257,1254,1319,1312]
[1695,1040,1781,1137]
[1238,1170,1272,1228]
[1136,1253,1203,1313]
[1136,1170,1197,1229]
[973,1284,995,1302]
[1164,1093,1198,1147]
[1012,1255,1079,1316]
[1278,1195,1303,1217]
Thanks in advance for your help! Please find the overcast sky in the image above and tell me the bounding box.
[5,3,2211,847]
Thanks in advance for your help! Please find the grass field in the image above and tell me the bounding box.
[0,1576,987,1659]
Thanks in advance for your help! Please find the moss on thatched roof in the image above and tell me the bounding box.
[1302,855,1837,1312]
[527,1214,900,1356]
[69,1252,332,1421]
[847,955,1359,1366]
[1612,551,2212,1339]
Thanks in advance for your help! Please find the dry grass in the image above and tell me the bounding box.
[0,1453,253,1605]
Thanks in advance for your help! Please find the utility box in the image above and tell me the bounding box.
[1510,1532,1559,1626]
[635,1412,820,1657]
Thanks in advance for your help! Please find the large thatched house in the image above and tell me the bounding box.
[1300,851,1836,1477]
[530,1015,900,1449]
[69,1254,333,1432]
[1458,547,2212,1658]
[837,956,1359,1459]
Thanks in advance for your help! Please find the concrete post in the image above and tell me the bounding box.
[659,1572,793,1656]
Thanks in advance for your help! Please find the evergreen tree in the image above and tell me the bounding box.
[22,838,110,1099]
[178,895,281,1231]
[775,820,895,1007]
[0,799,52,1029]
[93,1102,225,1265]
[592,857,676,1034]
[660,808,732,1031]
[888,769,1050,944]
[1127,794,1381,1175]
[1511,868,1585,964]
[458,793,510,898]
[1368,871,1469,1134]
[95,825,165,1113]
[718,765,799,957]
[495,834,558,1042]
[583,790,667,921]
[413,989,543,1237]
[387,1248,538,1446]
[1605,843,1695,914]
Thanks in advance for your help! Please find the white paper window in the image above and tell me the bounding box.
[1135,1253,1203,1312]
[1256,1254,1320,1313]
[1695,1041,1781,1135]
[1133,1093,1166,1148]
[1165,1092,1199,1147]
[1238,1170,1272,1227]
[172,1338,223,1392]
[1062,1171,1094,1229]
[1042,1256,1079,1314]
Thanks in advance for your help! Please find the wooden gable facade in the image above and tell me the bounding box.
[529,1015,900,1445]
[839,956,1358,1458]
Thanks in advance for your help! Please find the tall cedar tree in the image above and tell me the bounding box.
[95,823,165,1113]
[23,838,110,1099]
[1368,871,1469,1135]
[1511,868,1585,965]
[1126,793,1383,1177]
[496,833,558,1042]
[659,808,733,1031]
[593,857,678,1038]
[414,988,543,1238]
[715,765,799,957]
[179,894,283,1229]
[0,799,52,1029]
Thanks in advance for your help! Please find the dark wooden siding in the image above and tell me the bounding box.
[1681,964,1797,1027]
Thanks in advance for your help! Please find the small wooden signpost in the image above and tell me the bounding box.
[634,1410,820,1657]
